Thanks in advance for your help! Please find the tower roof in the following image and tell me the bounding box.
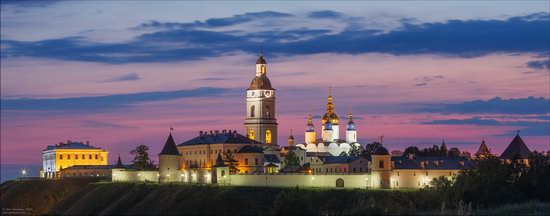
[248,75,274,90]
[499,134,531,159]
[212,153,226,167]
[322,87,339,125]
[160,132,181,155]
[373,146,390,155]
[115,154,124,168]
[475,140,491,156]
[256,55,266,64]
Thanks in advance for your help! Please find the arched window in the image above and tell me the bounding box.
[265,105,271,118]
[250,105,255,117]
[249,130,255,140]
[379,160,384,168]
[336,178,344,187]
[221,170,225,176]
[266,130,272,144]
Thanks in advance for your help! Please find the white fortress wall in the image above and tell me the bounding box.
[112,169,159,182]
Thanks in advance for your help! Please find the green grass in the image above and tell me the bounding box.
[3,180,549,215]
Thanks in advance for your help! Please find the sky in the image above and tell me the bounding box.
[1,1,549,180]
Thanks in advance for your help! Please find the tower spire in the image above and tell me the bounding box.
[326,87,334,114]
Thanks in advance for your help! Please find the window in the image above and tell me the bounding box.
[221,170,225,176]
[344,168,347,172]
[68,155,71,159]
[360,168,363,172]
[326,168,328,173]
[379,160,384,168]
[426,171,428,176]
[265,105,271,118]
[396,181,399,186]
[449,171,452,176]
[76,155,79,160]
[95,154,98,159]
[89,154,92,160]
[245,158,249,165]
[82,154,85,159]
[59,155,63,160]
[255,158,258,165]
[413,172,416,176]
[249,130,255,140]
[353,168,356,172]
[234,149,237,153]
[397,171,400,176]
[250,105,255,117]
[266,130,272,144]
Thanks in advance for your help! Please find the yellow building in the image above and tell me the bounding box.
[42,140,109,178]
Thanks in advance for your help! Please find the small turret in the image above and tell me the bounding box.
[346,111,357,143]
[288,129,295,146]
[305,114,316,144]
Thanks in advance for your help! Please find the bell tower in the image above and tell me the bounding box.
[245,49,278,145]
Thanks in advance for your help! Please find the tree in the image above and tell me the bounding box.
[448,148,461,157]
[361,142,382,157]
[130,144,155,170]
[283,151,300,167]
[223,151,240,174]
[348,144,363,156]
[404,146,420,156]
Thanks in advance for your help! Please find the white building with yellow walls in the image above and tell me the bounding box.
[42,140,108,178]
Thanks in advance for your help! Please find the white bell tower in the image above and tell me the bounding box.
[245,49,278,145]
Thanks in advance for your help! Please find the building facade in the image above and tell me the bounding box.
[42,140,109,178]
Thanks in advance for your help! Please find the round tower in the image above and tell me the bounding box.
[346,112,357,143]
[159,132,181,183]
[371,146,391,189]
[245,49,278,145]
[322,121,334,142]
[305,114,316,144]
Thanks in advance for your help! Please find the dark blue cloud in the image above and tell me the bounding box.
[132,11,292,30]
[419,96,550,115]
[307,10,344,19]
[0,87,229,110]
[105,73,140,82]
[421,117,550,136]
[527,59,550,70]
[1,12,548,63]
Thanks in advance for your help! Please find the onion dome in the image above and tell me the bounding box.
[373,146,389,155]
[347,112,356,131]
[306,114,315,132]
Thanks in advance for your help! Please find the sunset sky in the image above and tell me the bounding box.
[1,1,549,179]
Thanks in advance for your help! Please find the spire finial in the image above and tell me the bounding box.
[307,113,313,125]
[260,46,263,56]
[170,127,174,133]
[290,129,293,135]
[517,129,520,135]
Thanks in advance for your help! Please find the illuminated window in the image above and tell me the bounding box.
[266,130,272,144]
[249,130,255,140]
[95,154,98,159]
[68,155,71,159]
[250,105,255,117]
[59,155,63,160]
[89,154,92,160]
[76,155,79,160]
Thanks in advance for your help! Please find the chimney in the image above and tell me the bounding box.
[199,131,203,136]
[233,130,237,137]
[209,130,213,135]
[86,141,90,146]
[408,153,414,160]
[215,130,219,135]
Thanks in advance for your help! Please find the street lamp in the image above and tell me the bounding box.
[21,169,27,178]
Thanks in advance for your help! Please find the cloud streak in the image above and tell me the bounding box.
[1,11,548,63]
[418,96,550,115]
[0,87,231,110]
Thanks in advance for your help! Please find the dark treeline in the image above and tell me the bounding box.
[424,152,550,210]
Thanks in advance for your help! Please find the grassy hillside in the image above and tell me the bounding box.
[0,178,100,215]
[2,180,549,215]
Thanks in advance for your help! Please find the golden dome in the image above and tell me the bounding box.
[322,113,339,125]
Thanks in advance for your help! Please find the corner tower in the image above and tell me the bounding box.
[245,49,278,145]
